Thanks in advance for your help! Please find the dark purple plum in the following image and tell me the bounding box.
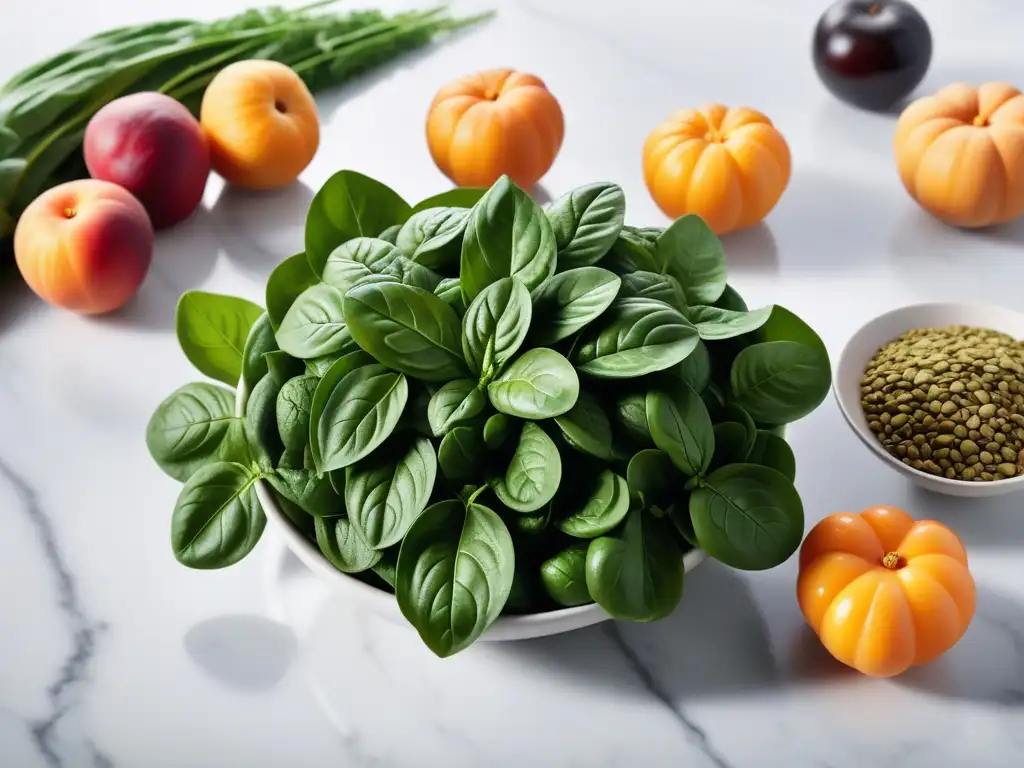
[813,1,932,111]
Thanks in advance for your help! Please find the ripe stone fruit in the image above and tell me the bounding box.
[84,92,210,230]
[200,60,320,190]
[14,179,154,315]
[426,68,564,190]
[813,1,932,111]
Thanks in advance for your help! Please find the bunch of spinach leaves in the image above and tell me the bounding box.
[146,170,831,657]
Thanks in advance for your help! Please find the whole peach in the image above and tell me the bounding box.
[84,92,210,229]
[14,179,154,315]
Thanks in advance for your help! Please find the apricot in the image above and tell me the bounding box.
[84,92,210,229]
[200,60,319,190]
[14,179,154,315]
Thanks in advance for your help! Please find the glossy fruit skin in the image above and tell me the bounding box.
[426,68,564,190]
[200,60,319,190]
[797,505,975,678]
[84,92,209,230]
[895,82,1024,228]
[813,1,932,111]
[14,179,154,315]
[642,104,791,235]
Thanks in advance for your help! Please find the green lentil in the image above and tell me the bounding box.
[861,325,1024,482]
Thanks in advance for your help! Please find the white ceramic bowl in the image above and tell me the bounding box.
[236,384,706,641]
[834,301,1024,498]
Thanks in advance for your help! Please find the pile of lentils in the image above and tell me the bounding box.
[861,325,1024,482]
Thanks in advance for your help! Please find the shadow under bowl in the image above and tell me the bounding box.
[833,301,1024,499]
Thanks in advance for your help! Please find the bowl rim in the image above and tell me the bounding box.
[235,379,709,631]
[833,300,1024,490]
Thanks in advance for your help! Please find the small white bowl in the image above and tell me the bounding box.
[236,384,706,641]
[834,302,1024,498]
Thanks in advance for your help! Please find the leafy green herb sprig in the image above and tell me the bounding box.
[146,170,832,657]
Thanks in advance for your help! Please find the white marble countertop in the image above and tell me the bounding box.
[4,0,1024,765]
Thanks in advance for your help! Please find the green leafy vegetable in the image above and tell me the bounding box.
[585,508,685,621]
[175,290,263,387]
[540,542,592,607]
[546,182,625,269]
[460,175,557,300]
[689,464,804,570]
[344,280,468,382]
[395,500,514,657]
[171,462,265,569]
[487,348,579,419]
[146,170,831,659]
[492,422,562,513]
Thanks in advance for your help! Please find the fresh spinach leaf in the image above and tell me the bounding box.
[241,312,277,390]
[345,436,437,549]
[305,351,350,378]
[437,425,485,483]
[528,266,621,345]
[689,463,803,570]
[573,297,699,379]
[344,281,469,382]
[378,224,401,244]
[427,379,486,437]
[553,390,614,460]
[244,374,283,471]
[674,339,712,393]
[715,284,748,312]
[723,401,757,458]
[746,430,796,482]
[264,350,305,385]
[625,449,680,507]
[265,252,318,330]
[175,290,263,387]
[317,363,409,472]
[460,175,557,300]
[546,182,625,269]
[709,422,751,470]
[322,237,440,293]
[487,348,579,419]
[540,542,592,607]
[614,392,654,448]
[602,226,660,273]
[462,276,532,379]
[756,305,829,358]
[395,500,514,657]
[483,413,513,450]
[616,270,686,310]
[396,207,469,271]
[170,462,266,569]
[585,508,685,621]
[370,546,400,588]
[276,374,319,453]
[492,422,561,513]
[508,503,551,536]
[146,382,248,483]
[275,283,350,359]
[729,341,831,425]
[305,169,411,276]
[555,469,629,538]
[655,214,727,305]
[411,188,486,214]
[688,304,773,341]
[668,504,700,549]
[268,468,342,517]
[433,277,466,315]
[646,384,714,477]
[315,513,382,573]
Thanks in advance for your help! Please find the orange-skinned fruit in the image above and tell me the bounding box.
[894,82,1024,228]
[642,103,791,235]
[797,505,975,678]
[200,60,319,190]
[426,68,564,190]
